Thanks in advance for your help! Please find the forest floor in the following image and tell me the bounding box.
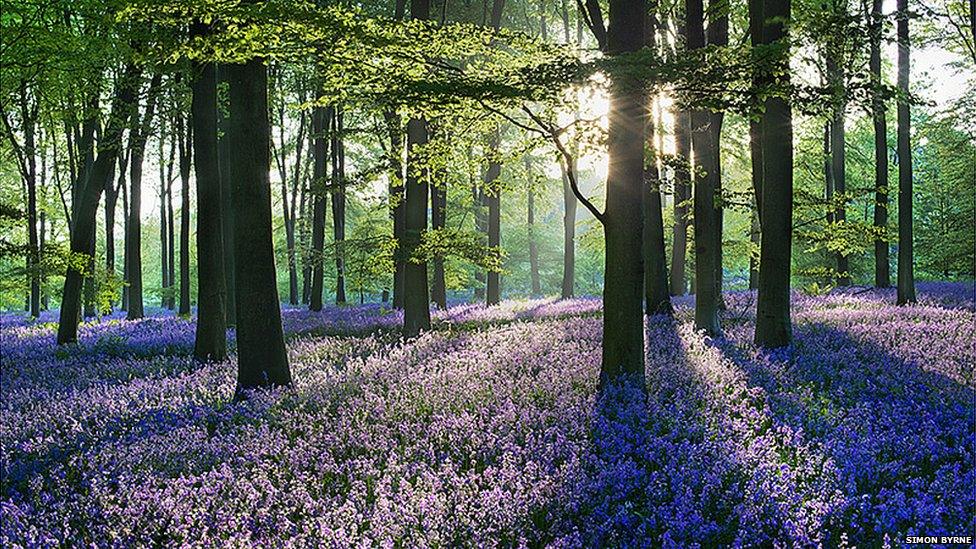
[1,282,974,546]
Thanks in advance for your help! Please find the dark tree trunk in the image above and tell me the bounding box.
[560,153,577,298]
[160,135,170,309]
[190,23,227,361]
[121,164,130,311]
[403,114,431,336]
[385,110,406,309]
[827,55,850,286]
[331,107,347,304]
[870,0,890,288]
[526,158,541,297]
[224,55,291,396]
[431,148,447,309]
[167,144,176,310]
[178,113,192,315]
[670,109,690,296]
[126,72,163,321]
[707,7,728,310]
[896,0,916,304]
[403,0,433,337]
[754,0,794,348]
[748,0,764,292]
[688,0,720,335]
[58,65,140,344]
[485,135,502,306]
[309,104,330,312]
[217,67,237,326]
[600,0,646,380]
[14,83,41,318]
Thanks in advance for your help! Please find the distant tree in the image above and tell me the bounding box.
[869,0,890,288]
[896,0,917,304]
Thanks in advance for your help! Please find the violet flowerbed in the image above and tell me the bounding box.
[1,282,973,546]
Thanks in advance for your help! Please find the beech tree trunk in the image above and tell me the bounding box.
[57,64,140,344]
[310,104,330,312]
[217,67,237,326]
[896,0,916,304]
[870,0,890,288]
[431,145,447,309]
[688,0,720,335]
[748,0,764,291]
[224,54,291,396]
[526,158,541,297]
[827,55,850,286]
[670,109,691,296]
[178,113,192,315]
[403,0,433,337]
[331,107,347,304]
[600,0,646,380]
[754,0,794,348]
[190,22,227,361]
[485,136,502,306]
[560,153,577,298]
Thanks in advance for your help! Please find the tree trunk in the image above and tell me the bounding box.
[560,152,577,298]
[178,113,192,315]
[126,72,162,321]
[526,158,541,297]
[57,65,140,344]
[431,143,447,309]
[896,0,916,304]
[217,67,237,326]
[670,109,690,296]
[385,111,406,309]
[827,55,850,286]
[225,54,291,396]
[870,0,890,288]
[688,0,720,335]
[707,7,728,310]
[331,107,347,304]
[754,0,794,348]
[160,133,170,309]
[190,23,227,361]
[600,0,646,380]
[748,0,764,292]
[310,104,330,312]
[485,132,502,306]
[403,0,433,337]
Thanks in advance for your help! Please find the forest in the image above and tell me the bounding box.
[1,0,974,545]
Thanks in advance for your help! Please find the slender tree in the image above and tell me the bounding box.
[869,0,890,288]
[190,21,227,361]
[827,51,850,286]
[526,157,542,297]
[748,0,764,291]
[485,0,506,306]
[643,7,671,315]
[217,68,237,326]
[688,0,720,335]
[224,47,291,396]
[431,128,448,309]
[754,0,794,348]
[309,103,330,312]
[671,109,691,296]
[126,72,163,321]
[403,0,433,337]
[177,112,191,315]
[331,107,347,304]
[57,64,141,344]
[896,0,916,304]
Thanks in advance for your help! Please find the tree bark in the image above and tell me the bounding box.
[386,110,407,309]
[217,67,237,326]
[600,0,646,380]
[331,107,347,304]
[896,0,916,304]
[688,0,720,335]
[57,64,140,344]
[178,112,192,315]
[224,54,291,396]
[642,14,671,315]
[126,72,163,321]
[827,55,850,286]
[707,3,728,310]
[870,0,890,288]
[560,152,577,298]
[310,104,330,312]
[403,0,433,337]
[526,157,541,297]
[754,0,794,348]
[190,22,227,361]
[670,109,691,296]
[485,132,502,306]
[431,136,447,309]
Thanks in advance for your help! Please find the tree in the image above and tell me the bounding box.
[485,0,506,307]
[688,0,720,335]
[896,0,917,304]
[827,36,850,286]
[224,49,291,397]
[309,103,330,312]
[218,68,237,326]
[643,5,671,316]
[125,72,163,320]
[177,110,192,315]
[754,0,794,348]
[403,0,433,338]
[869,0,890,288]
[57,64,141,344]
[671,110,691,296]
[190,21,227,361]
[331,106,347,304]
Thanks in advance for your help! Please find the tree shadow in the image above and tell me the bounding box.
[711,322,975,546]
